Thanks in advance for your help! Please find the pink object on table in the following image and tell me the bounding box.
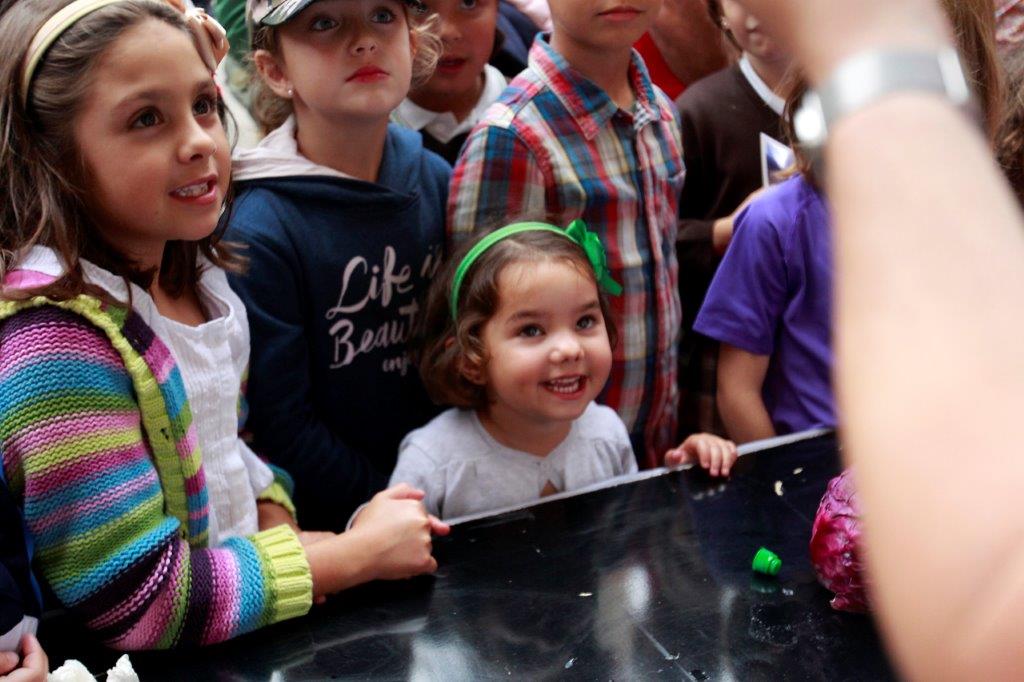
[810,469,871,613]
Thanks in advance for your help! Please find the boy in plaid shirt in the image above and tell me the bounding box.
[448,0,685,467]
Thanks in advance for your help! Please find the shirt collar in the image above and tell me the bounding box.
[232,116,355,182]
[739,54,785,115]
[528,35,674,140]
[12,245,214,306]
[393,64,508,144]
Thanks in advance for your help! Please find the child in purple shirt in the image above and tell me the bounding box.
[693,174,835,442]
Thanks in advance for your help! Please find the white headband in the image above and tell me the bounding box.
[21,0,125,105]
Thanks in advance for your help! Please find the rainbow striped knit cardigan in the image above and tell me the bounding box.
[0,294,312,649]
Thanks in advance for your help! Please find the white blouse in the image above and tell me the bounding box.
[18,247,275,544]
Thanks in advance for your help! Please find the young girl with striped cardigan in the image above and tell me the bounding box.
[0,0,446,651]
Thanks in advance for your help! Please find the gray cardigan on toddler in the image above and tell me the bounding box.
[390,403,637,520]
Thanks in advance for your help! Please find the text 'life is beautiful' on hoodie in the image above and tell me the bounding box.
[226,117,452,530]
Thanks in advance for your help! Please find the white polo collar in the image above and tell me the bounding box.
[394,64,507,144]
[740,54,785,116]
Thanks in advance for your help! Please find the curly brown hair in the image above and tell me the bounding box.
[249,4,441,134]
[0,0,241,303]
[997,48,1024,209]
[416,230,619,410]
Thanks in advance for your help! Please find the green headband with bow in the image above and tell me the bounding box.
[449,219,623,320]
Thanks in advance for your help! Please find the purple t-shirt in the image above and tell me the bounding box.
[694,175,836,434]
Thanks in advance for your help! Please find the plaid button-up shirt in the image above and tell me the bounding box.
[448,37,685,467]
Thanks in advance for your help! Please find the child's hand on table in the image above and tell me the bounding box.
[665,433,738,477]
[0,634,48,682]
[351,484,450,580]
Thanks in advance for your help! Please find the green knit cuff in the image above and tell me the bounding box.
[257,481,297,520]
[251,525,312,623]
[266,463,296,497]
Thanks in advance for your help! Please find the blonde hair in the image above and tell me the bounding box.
[250,6,441,134]
[0,0,241,302]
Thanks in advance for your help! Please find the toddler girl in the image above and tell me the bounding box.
[0,0,444,650]
[228,0,451,530]
[392,222,737,520]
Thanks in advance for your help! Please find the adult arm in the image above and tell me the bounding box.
[746,1,1024,677]
[0,308,311,650]
[716,344,775,443]
[448,123,550,245]
[227,223,388,531]
[833,94,1024,681]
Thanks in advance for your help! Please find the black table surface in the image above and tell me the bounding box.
[42,432,896,680]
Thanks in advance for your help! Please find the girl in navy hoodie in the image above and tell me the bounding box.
[227,0,450,530]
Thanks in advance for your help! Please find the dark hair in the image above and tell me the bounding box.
[783,0,1004,185]
[997,48,1024,208]
[0,0,241,303]
[416,230,618,410]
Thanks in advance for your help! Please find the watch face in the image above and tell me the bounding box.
[794,91,827,147]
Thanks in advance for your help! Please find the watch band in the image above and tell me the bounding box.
[794,47,978,163]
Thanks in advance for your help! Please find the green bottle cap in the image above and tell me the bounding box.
[752,547,781,576]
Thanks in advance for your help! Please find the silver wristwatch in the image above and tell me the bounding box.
[794,47,978,169]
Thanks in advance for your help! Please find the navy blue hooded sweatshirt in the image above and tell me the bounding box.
[1,467,42,652]
[227,119,451,530]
